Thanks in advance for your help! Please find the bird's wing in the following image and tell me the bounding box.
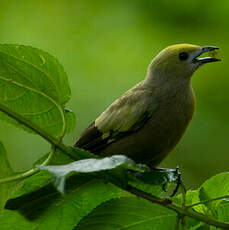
[75,84,157,153]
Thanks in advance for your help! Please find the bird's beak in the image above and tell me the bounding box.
[193,46,221,64]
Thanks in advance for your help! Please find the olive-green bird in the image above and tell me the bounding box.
[75,44,220,168]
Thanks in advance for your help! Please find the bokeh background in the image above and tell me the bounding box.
[0,0,228,188]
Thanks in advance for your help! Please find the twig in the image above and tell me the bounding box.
[125,185,229,229]
[0,146,55,184]
[187,195,229,209]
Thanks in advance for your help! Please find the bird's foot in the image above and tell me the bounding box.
[151,166,186,197]
[132,166,185,196]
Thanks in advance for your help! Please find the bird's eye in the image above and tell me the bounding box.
[179,52,189,61]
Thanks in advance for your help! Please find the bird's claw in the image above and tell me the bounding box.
[170,166,186,197]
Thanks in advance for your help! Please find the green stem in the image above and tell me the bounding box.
[0,103,75,160]
[126,185,229,229]
[0,146,55,184]
[187,195,229,209]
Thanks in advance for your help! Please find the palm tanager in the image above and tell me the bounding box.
[75,44,220,168]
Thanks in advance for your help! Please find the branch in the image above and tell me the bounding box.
[125,185,229,229]
[1,102,229,229]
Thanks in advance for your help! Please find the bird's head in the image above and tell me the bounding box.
[148,44,221,83]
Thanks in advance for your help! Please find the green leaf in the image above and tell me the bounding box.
[173,189,199,207]
[0,210,31,230]
[0,142,19,212]
[4,176,128,230]
[0,141,13,178]
[0,44,71,138]
[64,108,76,134]
[210,201,229,230]
[198,172,229,214]
[7,171,52,201]
[188,222,206,230]
[173,190,205,229]
[38,155,148,193]
[0,148,73,212]
[5,147,96,206]
[8,149,74,201]
[77,197,176,230]
[4,148,130,229]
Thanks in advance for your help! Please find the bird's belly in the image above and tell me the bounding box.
[100,99,194,167]
[145,107,192,166]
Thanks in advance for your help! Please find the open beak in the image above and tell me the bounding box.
[193,46,221,64]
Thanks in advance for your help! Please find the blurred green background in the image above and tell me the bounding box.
[0,0,228,188]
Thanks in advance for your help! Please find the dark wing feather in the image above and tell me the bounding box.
[74,111,151,154]
[75,83,157,154]
[74,122,110,153]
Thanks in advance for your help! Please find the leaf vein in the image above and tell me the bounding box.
[0,49,61,102]
[0,74,66,137]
